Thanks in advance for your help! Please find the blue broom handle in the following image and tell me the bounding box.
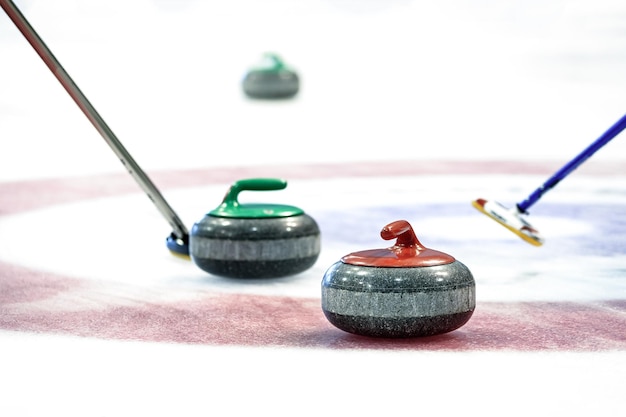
[517,113,626,213]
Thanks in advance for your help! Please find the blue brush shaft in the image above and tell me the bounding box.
[517,113,626,213]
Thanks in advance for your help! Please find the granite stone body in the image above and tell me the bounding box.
[321,260,475,337]
[190,214,320,278]
[242,70,299,99]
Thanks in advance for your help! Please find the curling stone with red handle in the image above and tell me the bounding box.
[190,178,320,278]
[321,220,475,337]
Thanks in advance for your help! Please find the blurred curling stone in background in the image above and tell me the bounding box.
[242,52,300,99]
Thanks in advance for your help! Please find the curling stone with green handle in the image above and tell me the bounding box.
[321,220,475,337]
[242,53,299,99]
[190,178,320,278]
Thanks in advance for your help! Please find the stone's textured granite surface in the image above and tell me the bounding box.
[321,260,475,337]
[190,214,320,278]
[323,311,474,338]
[242,71,299,99]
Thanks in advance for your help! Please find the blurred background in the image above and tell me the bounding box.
[1,3,625,416]
[1,0,625,182]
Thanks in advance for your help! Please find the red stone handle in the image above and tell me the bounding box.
[380,220,426,252]
[341,219,455,267]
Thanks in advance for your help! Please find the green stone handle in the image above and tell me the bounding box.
[251,53,286,72]
[223,178,287,206]
[209,178,302,218]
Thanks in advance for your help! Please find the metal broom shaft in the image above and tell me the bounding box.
[1,0,189,244]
